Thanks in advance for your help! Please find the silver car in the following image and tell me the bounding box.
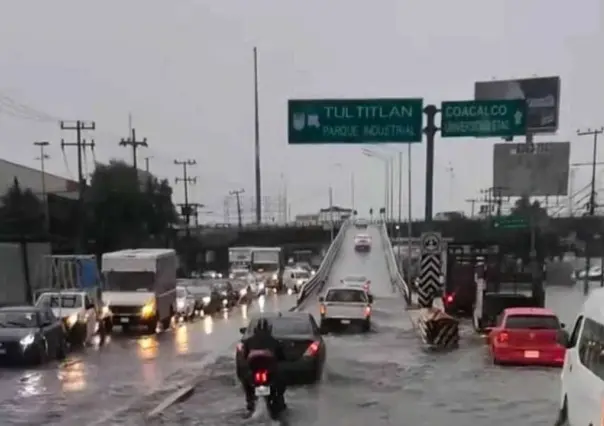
[318,286,372,333]
[175,286,196,321]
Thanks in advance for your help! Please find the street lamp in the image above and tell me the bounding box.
[362,149,391,223]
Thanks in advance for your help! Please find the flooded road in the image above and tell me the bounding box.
[0,293,297,426]
[148,225,587,426]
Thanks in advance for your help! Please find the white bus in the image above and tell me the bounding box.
[101,249,177,333]
[557,287,604,426]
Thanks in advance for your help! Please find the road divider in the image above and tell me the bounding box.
[292,220,350,310]
[379,222,412,305]
[414,307,459,350]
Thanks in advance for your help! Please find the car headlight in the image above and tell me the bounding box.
[141,302,155,317]
[229,273,235,279]
[222,299,228,305]
[258,282,265,290]
[101,305,111,315]
[176,300,185,309]
[20,333,35,347]
[66,313,78,328]
[239,288,247,296]
[202,296,211,304]
[272,273,278,280]
[217,273,223,278]
[311,270,316,276]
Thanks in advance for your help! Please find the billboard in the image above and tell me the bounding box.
[474,76,561,134]
[493,142,570,197]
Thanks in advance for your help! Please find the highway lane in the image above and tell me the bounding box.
[151,224,588,426]
[0,293,297,426]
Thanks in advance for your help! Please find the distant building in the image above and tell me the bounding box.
[294,213,319,224]
[0,158,79,201]
[318,206,352,223]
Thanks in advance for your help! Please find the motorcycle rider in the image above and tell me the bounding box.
[239,317,287,417]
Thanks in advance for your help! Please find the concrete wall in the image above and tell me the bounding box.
[0,242,51,305]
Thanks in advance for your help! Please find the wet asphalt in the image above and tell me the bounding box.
[0,225,590,425]
[144,226,588,426]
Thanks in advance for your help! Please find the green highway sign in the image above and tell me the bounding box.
[288,98,424,144]
[492,215,528,230]
[440,99,527,138]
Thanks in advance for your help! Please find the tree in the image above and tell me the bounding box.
[85,160,177,252]
[510,195,548,221]
[0,178,45,236]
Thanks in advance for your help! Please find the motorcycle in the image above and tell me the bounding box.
[252,368,285,420]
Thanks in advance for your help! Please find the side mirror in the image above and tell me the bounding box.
[318,296,324,302]
[239,327,246,334]
[556,329,570,348]
[560,322,566,329]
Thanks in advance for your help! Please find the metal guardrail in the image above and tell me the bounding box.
[291,220,350,309]
[175,220,347,231]
[380,222,412,305]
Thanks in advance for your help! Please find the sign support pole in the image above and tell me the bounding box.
[423,105,439,223]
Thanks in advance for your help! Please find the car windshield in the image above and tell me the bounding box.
[344,276,366,283]
[505,314,560,330]
[248,317,313,337]
[36,293,83,309]
[0,311,39,328]
[104,271,155,292]
[176,288,187,298]
[325,289,367,303]
[187,285,210,296]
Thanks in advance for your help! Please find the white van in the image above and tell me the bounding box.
[101,249,177,333]
[556,287,604,426]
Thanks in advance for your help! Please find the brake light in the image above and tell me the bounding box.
[254,370,268,384]
[496,332,509,344]
[319,304,326,315]
[364,305,371,317]
[304,341,320,356]
[236,343,243,352]
[444,293,455,304]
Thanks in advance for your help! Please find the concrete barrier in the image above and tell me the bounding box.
[414,307,459,350]
[293,219,350,308]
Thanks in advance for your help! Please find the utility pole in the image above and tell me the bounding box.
[144,156,153,173]
[60,120,95,253]
[174,159,197,228]
[253,46,262,224]
[577,126,604,295]
[229,189,245,228]
[34,141,51,233]
[119,128,148,171]
[465,198,481,217]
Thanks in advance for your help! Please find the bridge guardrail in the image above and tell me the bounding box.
[379,222,412,305]
[292,220,350,309]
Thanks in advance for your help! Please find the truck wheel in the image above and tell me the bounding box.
[161,309,173,331]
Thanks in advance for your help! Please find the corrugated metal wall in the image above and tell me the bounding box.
[0,242,51,305]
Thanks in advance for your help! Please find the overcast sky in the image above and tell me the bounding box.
[0,0,602,223]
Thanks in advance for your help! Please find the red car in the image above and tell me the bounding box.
[488,307,566,367]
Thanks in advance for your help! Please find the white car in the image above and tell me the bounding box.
[175,286,196,320]
[354,234,372,251]
[284,268,312,293]
[319,286,372,333]
[35,291,98,346]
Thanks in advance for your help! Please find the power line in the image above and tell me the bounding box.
[119,127,148,171]
[60,120,96,253]
[229,189,245,228]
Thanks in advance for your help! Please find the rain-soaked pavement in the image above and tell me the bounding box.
[0,291,298,426]
[141,225,588,426]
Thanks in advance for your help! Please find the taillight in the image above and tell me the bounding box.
[496,332,509,344]
[319,304,326,315]
[254,370,268,384]
[444,293,455,304]
[364,305,371,317]
[304,341,320,357]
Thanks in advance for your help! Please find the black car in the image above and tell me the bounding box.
[186,281,222,315]
[0,306,67,365]
[212,280,239,307]
[236,312,326,385]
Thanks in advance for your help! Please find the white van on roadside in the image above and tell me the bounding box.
[556,287,604,426]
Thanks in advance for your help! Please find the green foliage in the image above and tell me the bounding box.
[85,160,177,252]
[0,178,45,236]
[510,195,548,220]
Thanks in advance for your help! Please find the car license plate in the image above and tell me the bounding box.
[524,350,539,358]
[255,386,270,396]
[340,319,351,324]
[120,318,129,323]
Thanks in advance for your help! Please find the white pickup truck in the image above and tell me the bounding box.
[318,286,372,333]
